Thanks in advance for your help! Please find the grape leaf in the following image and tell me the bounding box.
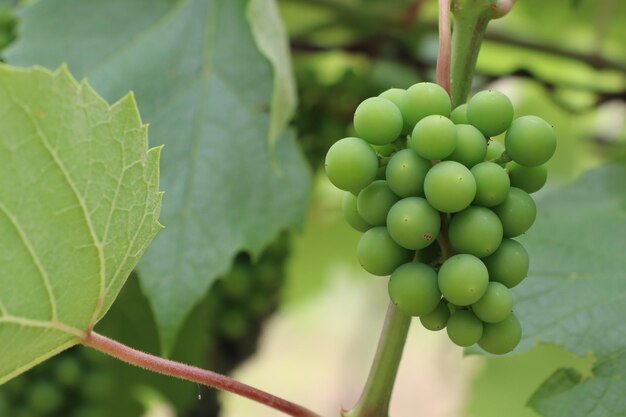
[512,165,626,417]
[5,0,311,354]
[248,0,297,147]
[0,65,162,384]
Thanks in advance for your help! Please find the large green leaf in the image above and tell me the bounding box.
[6,0,311,354]
[512,165,626,417]
[0,65,162,384]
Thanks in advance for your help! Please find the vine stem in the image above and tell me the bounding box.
[342,304,411,417]
[82,332,321,417]
[436,0,452,95]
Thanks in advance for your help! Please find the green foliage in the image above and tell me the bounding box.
[0,65,161,383]
[6,0,311,353]
[510,165,626,417]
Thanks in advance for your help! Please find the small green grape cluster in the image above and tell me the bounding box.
[325,82,556,354]
[0,346,115,417]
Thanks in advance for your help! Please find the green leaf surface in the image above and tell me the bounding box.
[6,0,311,354]
[512,165,626,417]
[0,65,162,384]
[248,0,297,147]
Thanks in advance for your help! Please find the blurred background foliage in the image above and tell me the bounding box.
[0,0,624,416]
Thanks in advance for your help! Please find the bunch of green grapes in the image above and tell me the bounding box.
[0,346,117,417]
[325,83,556,354]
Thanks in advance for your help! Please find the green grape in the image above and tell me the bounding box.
[506,162,547,193]
[357,227,412,276]
[445,124,487,168]
[342,192,372,232]
[424,161,476,213]
[448,206,503,257]
[419,299,450,331]
[450,104,468,125]
[53,356,82,387]
[478,313,522,354]
[385,149,431,197]
[505,115,557,167]
[386,197,440,250]
[27,381,63,414]
[222,264,252,300]
[409,115,457,160]
[325,137,378,193]
[82,371,114,401]
[482,238,529,288]
[467,90,514,137]
[247,292,274,317]
[218,308,251,341]
[379,88,411,134]
[438,254,489,306]
[471,282,513,323]
[402,82,451,128]
[471,161,511,207]
[491,187,536,237]
[388,262,441,316]
[353,97,403,145]
[356,180,399,226]
[446,310,483,347]
[485,139,505,161]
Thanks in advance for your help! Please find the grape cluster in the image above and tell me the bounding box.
[325,83,556,354]
[0,346,116,417]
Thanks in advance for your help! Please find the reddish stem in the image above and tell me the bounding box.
[83,332,321,417]
[436,0,452,95]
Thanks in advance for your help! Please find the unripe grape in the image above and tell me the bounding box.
[357,227,412,276]
[482,238,529,288]
[446,310,483,347]
[448,206,503,257]
[388,262,441,316]
[438,254,489,306]
[53,356,82,387]
[419,299,450,331]
[506,162,548,193]
[424,161,476,213]
[357,180,399,226]
[342,192,372,232]
[478,313,522,354]
[471,161,511,207]
[402,82,451,128]
[471,282,513,323]
[450,104,468,125]
[505,115,556,167]
[467,90,514,137]
[385,149,431,197]
[445,124,487,168]
[492,187,536,237]
[27,382,63,414]
[218,308,251,341]
[485,139,505,161]
[325,137,378,193]
[387,197,440,250]
[354,97,403,145]
[379,88,411,134]
[409,115,457,160]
